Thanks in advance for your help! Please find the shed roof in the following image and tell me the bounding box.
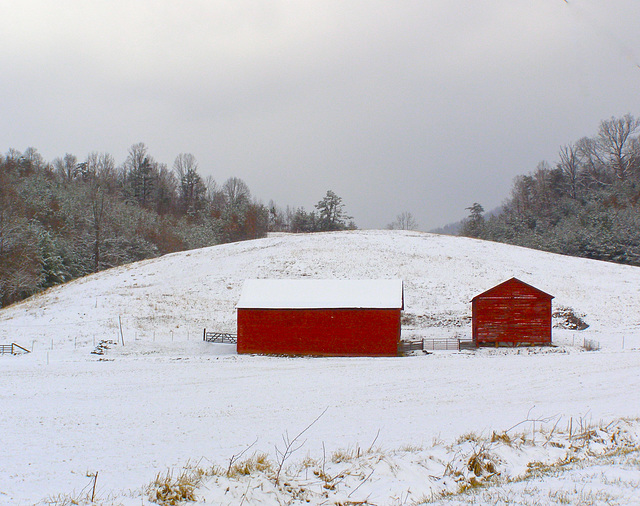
[472,277,554,301]
[237,279,404,309]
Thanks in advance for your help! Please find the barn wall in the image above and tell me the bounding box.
[237,308,400,356]
[472,297,552,345]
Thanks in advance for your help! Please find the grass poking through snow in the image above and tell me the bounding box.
[142,416,640,505]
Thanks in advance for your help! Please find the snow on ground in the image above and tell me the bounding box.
[431,447,640,505]
[0,230,639,504]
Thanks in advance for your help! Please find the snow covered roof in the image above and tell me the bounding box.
[236,279,404,309]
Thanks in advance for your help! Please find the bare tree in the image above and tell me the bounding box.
[173,153,204,215]
[576,136,610,188]
[597,114,640,181]
[53,153,78,181]
[88,186,106,272]
[558,144,581,199]
[154,163,178,215]
[204,176,226,218]
[387,211,418,230]
[124,143,157,207]
[172,153,198,181]
[629,136,640,181]
[267,200,288,232]
[23,147,45,170]
[222,177,251,210]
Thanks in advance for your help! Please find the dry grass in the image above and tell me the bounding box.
[43,495,83,506]
[490,431,513,445]
[398,443,425,453]
[299,455,320,469]
[227,452,273,478]
[582,338,601,351]
[466,446,497,478]
[331,448,359,464]
[455,431,481,445]
[147,470,198,505]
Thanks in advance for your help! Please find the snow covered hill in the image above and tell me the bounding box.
[2,229,639,351]
[1,230,639,505]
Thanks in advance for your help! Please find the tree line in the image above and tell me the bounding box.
[0,143,355,307]
[460,114,640,266]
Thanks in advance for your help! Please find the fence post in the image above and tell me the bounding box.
[119,316,125,346]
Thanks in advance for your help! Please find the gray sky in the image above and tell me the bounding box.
[2,1,640,230]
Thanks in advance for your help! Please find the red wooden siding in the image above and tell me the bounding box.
[237,308,401,356]
[472,278,553,346]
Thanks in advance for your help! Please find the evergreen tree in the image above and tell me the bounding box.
[460,203,485,238]
[315,190,353,231]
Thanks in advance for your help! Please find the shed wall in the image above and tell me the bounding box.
[472,297,552,345]
[237,308,400,356]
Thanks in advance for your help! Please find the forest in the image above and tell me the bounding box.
[460,114,640,267]
[0,143,354,307]
[3,113,638,308]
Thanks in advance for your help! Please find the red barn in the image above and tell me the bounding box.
[237,279,404,356]
[472,277,553,346]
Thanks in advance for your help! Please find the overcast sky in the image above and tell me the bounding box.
[2,1,640,230]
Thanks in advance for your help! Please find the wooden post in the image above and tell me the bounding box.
[119,316,125,346]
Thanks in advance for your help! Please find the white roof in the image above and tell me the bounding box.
[236,279,404,309]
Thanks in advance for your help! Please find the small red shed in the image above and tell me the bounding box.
[237,279,404,356]
[472,277,553,346]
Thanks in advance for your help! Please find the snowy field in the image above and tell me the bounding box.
[1,230,639,504]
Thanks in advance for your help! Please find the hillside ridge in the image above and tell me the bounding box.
[1,229,639,351]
